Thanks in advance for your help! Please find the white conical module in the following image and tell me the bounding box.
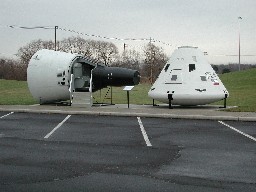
[148,46,229,105]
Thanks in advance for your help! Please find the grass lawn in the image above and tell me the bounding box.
[0,80,36,105]
[0,68,255,112]
[92,84,154,105]
[215,68,256,112]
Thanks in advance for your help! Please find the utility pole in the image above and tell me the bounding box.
[123,43,128,52]
[123,43,128,61]
[238,17,242,71]
[55,26,58,51]
[149,37,153,84]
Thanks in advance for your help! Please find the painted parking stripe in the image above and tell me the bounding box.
[137,117,152,147]
[218,121,256,142]
[0,112,14,119]
[44,115,71,139]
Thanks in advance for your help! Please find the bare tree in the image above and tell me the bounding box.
[0,59,6,79]
[58,37,118,65]
[17,39,55,66]
[93,41,118,66]
[143,43,168,84]
[59,36,94,57]
[0,58,26,80]
[113,48,142,71]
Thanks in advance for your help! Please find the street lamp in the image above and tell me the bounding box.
[55,26,58,51]
[238,17,242,71]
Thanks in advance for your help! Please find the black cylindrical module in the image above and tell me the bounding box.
[92,65,140,91]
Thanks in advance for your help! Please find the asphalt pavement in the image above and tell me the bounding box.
[0,104,256,191]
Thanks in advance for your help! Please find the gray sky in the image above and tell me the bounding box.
[1,0,256,64]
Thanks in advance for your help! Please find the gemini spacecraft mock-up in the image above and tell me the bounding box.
[148,46,229,106]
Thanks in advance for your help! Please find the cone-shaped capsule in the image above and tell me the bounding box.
[148,46,228,105]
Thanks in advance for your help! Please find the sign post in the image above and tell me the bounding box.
[123,86,134,108]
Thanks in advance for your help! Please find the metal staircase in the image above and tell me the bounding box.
[71,92,92,108]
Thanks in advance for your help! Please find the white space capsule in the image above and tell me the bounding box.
[27,49,140,104]
[148,46,229,105]
[27,49,94,104]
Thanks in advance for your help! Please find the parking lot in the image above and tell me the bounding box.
[0,111,256,191]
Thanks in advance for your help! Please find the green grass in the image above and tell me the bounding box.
[215,68,256,112]
[0,79,36,105]
[93,84,155,105]
[0,68,256,112]
[94,68,256,112]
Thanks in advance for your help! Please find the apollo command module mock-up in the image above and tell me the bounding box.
[148,46,229,106]
[27,49,140,105]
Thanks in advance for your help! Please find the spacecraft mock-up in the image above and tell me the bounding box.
[148,46,229,106]
[27,49,140,105]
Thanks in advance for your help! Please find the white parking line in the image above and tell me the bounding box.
[0,112,14,119]
[137,117,152,147]
[218,121,256,142]
[44,115,71,139]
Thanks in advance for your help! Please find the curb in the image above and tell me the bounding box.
[1,107,256,122]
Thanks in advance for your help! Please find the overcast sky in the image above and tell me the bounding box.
[1,0,256,64]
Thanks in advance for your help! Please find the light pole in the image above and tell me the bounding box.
[55,26,58,51]
[238,17,242,71]
[149,37,153,84]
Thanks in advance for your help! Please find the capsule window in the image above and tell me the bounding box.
[189,64,196,72]
[171,75,177,81]
[200,76,207,81]
[164,64,170,72]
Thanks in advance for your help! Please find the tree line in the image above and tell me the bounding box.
[211,64,256,74]
[2,37,254,82]
[0,37,168,82]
